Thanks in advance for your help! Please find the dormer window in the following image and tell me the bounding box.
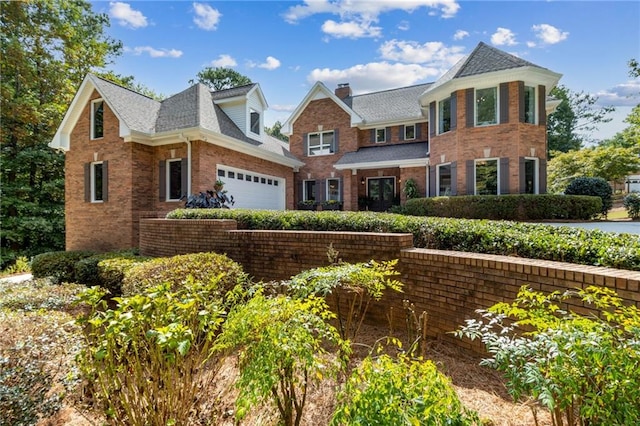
[475,87,497,126]
[91,99,104,139]
[250,109,260,135]
[524,85,536,124]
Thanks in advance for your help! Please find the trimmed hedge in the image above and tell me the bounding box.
[75,250,143,286]
[403,194,602,220]
[166,209,640,271]
[31,250,96,283]
[566,177,613,216]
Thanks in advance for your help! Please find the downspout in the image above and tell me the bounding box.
[179,133,192,195]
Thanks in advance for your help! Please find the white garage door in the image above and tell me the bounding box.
[217,165,285,210]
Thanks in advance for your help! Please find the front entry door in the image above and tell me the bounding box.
[368,177,395,211]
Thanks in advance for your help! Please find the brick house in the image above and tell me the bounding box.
[50,75,303,251]
[283,42,562,211]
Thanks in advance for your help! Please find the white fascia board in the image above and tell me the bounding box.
[333,158,428,171]
[546,98,562,115]
[420,67,563,106]
[359,117,427,130]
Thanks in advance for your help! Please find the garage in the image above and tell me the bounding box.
[216,165,285,210]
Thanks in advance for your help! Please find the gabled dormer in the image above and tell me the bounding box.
[211,83,268,142]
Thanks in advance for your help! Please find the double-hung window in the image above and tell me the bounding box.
[303,180,316,201]
[524,86,536,124]
[166,159,183,201]
[375,128,386,143]
[307,131,335,156]
[404,124,416,140]
[250,109,260,135]
[327,178,340,201]
[437,163,452,196]
[438,97,451,134]
[475,87,497,126]
[91,99,104,139]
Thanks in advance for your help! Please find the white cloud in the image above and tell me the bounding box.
[491,27,517,46]
[379,40,465,67]
[308,62,439,94]
[398,20,410,31]
[595,80,640,107]
[453,30,469,40]
[259,56,282,70]
[211,54,237,67]
[531,24,569,45]
[109,2,148,28]
[127,46,183,58]
[321,19,382,39]
[193,2,221,30]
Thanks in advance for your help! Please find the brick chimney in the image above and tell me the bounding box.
[335,83,352,99]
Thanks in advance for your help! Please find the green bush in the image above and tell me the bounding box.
[30,250,95,283]
[165,209,640,271]
[623,192,640,220]
[565,177,613,216]
[97,256,150,296]
[74,249,142,287]
[331,353,478,425]
[404,194,601,220]
[456,286,640,426]
[122,252,248,301]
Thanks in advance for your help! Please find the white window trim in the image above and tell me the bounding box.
[437,97,452,135]
[91,99,104,140]
[166,158,182,202]
[436,162,452,197]
[249,109,261,136]
[307,131,335,156]
[303,179,316,201]
[326,178,341,201]
[524,85,537,125]
[474,157,500,195]
[375,128,386,143]
[91,161,103,203]
[475,87,499,127]
[404,124,416,140]
[524,156,539,194]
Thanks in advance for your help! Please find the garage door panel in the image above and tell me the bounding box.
[217,166,285,210]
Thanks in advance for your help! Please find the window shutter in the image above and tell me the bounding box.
[159,160,166,201]
[518,81,525,123]
[416,123,422,139]
[450,162,458,195]
[499,83,509,123]
[385,127,391,142]
[181,158,188,198]
[298,179,304,203]
[538,85,546,126]
[333,128,339,153]
[102,161,109,202]
[450,92,457,130]
[339,178,344,202]
[429,102,436,138]
[499,157,510,194]
[466,160,475,195]
[429,166,436,197]
[518,157,526,193]
[539,158,547,193]
[465,88,475,128]
[303,133,308,156]
[84,163,91,202]
[370,129,375,144]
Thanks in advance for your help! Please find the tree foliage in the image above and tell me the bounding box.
[265,120,289,142]
[189,66,252,91]
[0,0,121,267]
[547,85,615,156]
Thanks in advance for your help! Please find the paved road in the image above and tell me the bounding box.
[543,221,640,235]
[0,273,33,284]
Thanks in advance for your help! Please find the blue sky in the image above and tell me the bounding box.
[92,0,639,142]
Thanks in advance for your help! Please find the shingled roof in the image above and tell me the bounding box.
[345,83,431,124]
[334,142,429,167]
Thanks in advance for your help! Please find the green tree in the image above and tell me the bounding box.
[0,0,121,267]
[547,85,615,157]
[265,120,289,142]
[189,67,252,91]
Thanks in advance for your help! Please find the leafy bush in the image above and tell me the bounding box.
[285,260,403,341]
[31,250,95,283]
[623,192,640,219]
[214,292,349,426]
[1,256,30,276]
[455,286,640,426]
[97,256,149,296]
[77,278,226,426]
[165,209,640,271]
[331,353,478,425]
[74,249,144,287]
[565,177,613,217]
[404,194,601,220]
[122,252,248,300]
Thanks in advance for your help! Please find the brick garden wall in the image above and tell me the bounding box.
[140,219,640,352]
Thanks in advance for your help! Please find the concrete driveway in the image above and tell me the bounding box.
[543,221,640,235]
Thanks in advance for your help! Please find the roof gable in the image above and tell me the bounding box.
[455,42,544,78]
[349,83,431,125]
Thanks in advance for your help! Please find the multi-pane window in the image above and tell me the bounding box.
[307,131,335,156]
[476,87,497,126]
[166,159,183,201]
[404,124,415,140]
[437,164,452,196]
[92,100,104,139]
[250,110,260,134]
[91,162,104,202]
[438,97,451,134]
[475,159,498,195]
[303,180,316,201]
[524,86,536,124]
[524,158,537,194]
[376,128,386,143]
[327,178,340,201]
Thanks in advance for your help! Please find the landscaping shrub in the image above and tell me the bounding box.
[623,192,640,220]
[404,194,601,220]
[97,256,150,296]
[74,249,144,287]
[31,250,95,283]
[565,177,613,217]
[1,256,30,276]
[455,286,640,426]
[122,252,248,301]
[331,353,479,425]
[166,209,640,271]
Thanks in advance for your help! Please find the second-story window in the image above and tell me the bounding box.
[438,97,451,134]
[308,130,335,156]
[476,87,497,126]
[524,85,536,124]
[405,124,416,140]
[376,128,386,143]
[250,109,260,134]
[91,99,104,139]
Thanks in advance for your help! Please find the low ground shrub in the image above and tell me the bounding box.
[1,256,30,276]
[331,353,479,425]
[31,250,95,283]
[97,256,149,296]
[455,286,640,426]
[166,209,640,271]
[565,177,613,217]
[623,192,640,220]
[74,249,143,287]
